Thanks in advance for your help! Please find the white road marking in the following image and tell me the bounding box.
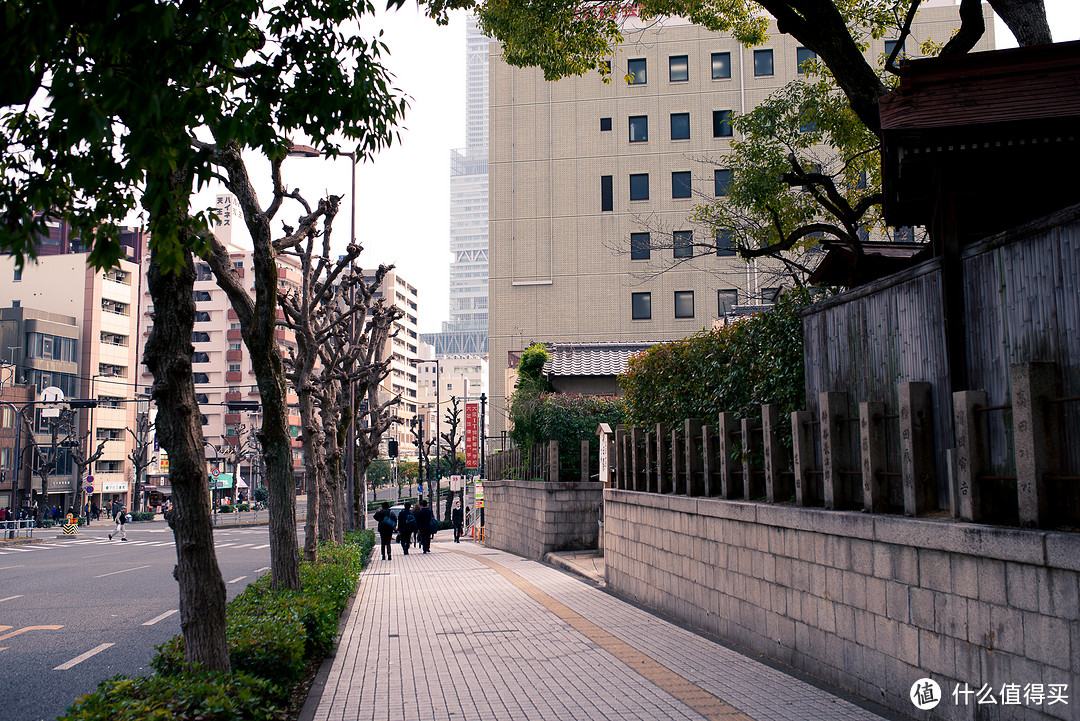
[255,566,270,573]
[54,643,113,670]
[0,566,25,571]
[253,544,270,550]
[232,544,253,548]
[142,610,179,626]
[94,565,151,578]
[227,576,246,584]
[0,595,23,603]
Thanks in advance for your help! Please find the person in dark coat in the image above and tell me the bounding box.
[397,501,415,555]
[414,498,434,554]
[451,500,464,543]
[374,502,396,561]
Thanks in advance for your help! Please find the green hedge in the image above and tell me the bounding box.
[619,287,811,427]
[58,671,287,721]
[63,529,376,720]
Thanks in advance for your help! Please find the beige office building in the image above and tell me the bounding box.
[0,250,143,508]
[487,6,990,436]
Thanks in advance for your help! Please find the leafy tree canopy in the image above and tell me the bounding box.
[478,0,1050,132]
[0,0,471,270]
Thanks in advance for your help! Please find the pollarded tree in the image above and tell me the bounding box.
[0,0,469,671]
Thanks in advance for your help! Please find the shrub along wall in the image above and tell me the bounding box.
[619,288,810,427]
[59,530,375,721]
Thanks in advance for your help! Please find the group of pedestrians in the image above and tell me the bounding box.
[373,499,468,561]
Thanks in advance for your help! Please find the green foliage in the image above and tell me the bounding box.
[0,0,418,270]
[516,343,550,388]
[253,487,269,503]
[619,288,812,426]
[58,671,288,721]
[532,394,627,477]
[478,0,768,84]
[136,530,375,717]
[692,72,886,262]
[130,511,156,522]
[509,343,551,448]
[218,505,235,513]
[366,458,395,485]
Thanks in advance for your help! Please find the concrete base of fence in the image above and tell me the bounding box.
[604,489,1079,721]
[483,479,604,560]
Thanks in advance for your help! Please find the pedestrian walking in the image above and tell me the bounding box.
[109,505,128,541]
[397,501,416,555]
[374,502,396,561]
[451,500,464,543]
[414,498,434,554]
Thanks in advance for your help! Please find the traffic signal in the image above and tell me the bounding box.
[227,401,260,412]
[59,439,80,448]
[67,399,97,409]
[387,439,398,457]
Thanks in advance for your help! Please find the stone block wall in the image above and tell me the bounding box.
[605,489,1079,720]
[484,480,603,560]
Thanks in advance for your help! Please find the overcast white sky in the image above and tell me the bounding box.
[211,1,1080,336]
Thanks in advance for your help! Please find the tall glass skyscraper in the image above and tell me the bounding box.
[423,13,489,356]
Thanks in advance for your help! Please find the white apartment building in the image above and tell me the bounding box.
[414,347,488,465]
[137,194,306,493]
[0,248,143,509]
[487,6,992,436]
[364,268,421,458]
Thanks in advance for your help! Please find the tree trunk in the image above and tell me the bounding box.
[143,218,229,672]
[206,140,301,592]
[988,0,1052,46]
[299,384,320,563]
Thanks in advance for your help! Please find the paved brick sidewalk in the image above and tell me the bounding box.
[307,537,895,721]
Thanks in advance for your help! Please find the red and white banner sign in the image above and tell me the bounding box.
[465,402,479,469]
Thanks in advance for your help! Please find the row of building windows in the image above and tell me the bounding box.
[603,110,733,140]
[631,288,767,320]
[623,47,819,86]
[600,168,734,208]
[629,230,735,260]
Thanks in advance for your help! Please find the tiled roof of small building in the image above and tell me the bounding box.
[543,342,656,377]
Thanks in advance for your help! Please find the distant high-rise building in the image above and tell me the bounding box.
[0,253,142,510]
[422,13,489,357]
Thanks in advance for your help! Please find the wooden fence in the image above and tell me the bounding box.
[612,362,1078,529]
[802,202,1080,509]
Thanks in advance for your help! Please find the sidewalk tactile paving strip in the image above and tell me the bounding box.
[311,540,890,721]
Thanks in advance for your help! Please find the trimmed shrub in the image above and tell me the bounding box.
[532,393,627,478]
[87,529,377,721]
[58,670,287,721]
[619,287,811,427]
[218,504,234,513]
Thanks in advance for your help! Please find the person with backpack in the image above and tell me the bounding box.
[374,502,397,561]
[414,498,435,554]
[397,501,417,555]
[109,504,128,541]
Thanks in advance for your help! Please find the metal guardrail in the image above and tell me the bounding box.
[1,519,37,539]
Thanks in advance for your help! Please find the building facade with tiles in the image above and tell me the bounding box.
[486,5,992,437]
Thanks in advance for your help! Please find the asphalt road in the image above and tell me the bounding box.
[0,519,283,721]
